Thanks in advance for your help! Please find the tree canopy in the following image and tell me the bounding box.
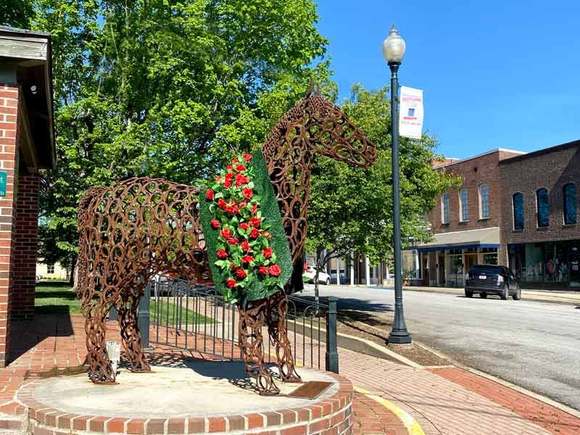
[7,0,329,275]
[305,85,458,270]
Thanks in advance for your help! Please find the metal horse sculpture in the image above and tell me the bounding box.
[77,90,376,395]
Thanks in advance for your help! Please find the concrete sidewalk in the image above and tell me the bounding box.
[403,285,580,304]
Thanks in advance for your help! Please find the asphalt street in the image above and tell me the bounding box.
[300,284,580,411]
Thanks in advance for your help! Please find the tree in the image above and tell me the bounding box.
[306,85,458,293]
[5,0,330,282]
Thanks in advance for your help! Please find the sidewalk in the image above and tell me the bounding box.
[340,347,580,434]
[403,285,580,305]
[1,313,579,435]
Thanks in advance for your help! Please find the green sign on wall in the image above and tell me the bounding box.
[0,171,7,197]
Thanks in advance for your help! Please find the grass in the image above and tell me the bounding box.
[150,300,214,326]
[35,282,213,325]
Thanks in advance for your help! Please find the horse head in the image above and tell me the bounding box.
[262,90,377,292]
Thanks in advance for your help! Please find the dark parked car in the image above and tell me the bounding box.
[465,265,521,300]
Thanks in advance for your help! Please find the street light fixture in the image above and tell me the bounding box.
[383,25,412,345]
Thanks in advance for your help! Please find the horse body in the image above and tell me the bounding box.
[77,92,376,393]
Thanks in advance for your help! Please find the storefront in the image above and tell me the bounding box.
[412,227,502,288]
[508,240,580,287]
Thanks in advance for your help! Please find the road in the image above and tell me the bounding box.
[300,284,580,411]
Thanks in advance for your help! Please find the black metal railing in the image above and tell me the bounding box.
[142,279,338,373]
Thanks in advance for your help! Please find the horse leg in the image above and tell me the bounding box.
[85,304,116,383]
[239,302,279,395]
[267,293,301,383]
[117,294,151,372]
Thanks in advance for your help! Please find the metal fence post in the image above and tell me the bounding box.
[138,283,151,348]
[325,296,339,373]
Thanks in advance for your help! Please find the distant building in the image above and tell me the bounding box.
[500,140,580,288]
[411,140,580,289]
[409,149,523,287]
[36,261,69,281]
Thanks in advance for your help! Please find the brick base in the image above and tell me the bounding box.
[18,371,353,435]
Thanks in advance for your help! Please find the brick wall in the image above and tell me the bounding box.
[429,151,517,234]
[9,174,39,320]
[0,83,20,367]
[500,144,580,245]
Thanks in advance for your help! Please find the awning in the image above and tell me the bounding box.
[415,227,500,252]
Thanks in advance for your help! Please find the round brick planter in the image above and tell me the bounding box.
[17,370,353,435]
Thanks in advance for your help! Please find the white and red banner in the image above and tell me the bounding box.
[399,86,424,139]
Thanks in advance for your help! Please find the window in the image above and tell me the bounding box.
[441,193,449,224]
[47,264,55,274]
[513,192,524,230]
[479,184,490,219]
[459,188,469,222]
[563,183,577,225]
[536,188,550,227]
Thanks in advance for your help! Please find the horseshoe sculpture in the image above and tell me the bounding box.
[77,90,377,394]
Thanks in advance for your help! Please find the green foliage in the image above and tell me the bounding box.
[2,1,328,274]
[306,85,459,268]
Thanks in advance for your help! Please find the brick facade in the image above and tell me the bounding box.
[500,142,580,245]
[0,83,20,366]
[9,174,40,320]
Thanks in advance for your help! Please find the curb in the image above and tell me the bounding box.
[416,341,580,419]
[354,386,425,435]
[336,329,580,420]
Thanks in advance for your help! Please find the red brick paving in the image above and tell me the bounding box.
[430,367,580,435]
[352,391,407,435]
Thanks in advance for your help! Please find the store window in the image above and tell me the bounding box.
[513,192,524,230]
[441,193,449,224]
[536,188,550,227]
[563,183,577,225]
[459,188,469,222]
[479,184,490,219]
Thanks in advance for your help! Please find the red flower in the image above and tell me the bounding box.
[249,228,260,239]
[249,217,261,228]
[269,264,281,277]
[224,173,234,188]
[216,249,228,259]
[226,278,236,288]
[205,189,215,200]
[210,219,220,229]
[242,188,253,199]
[226,203,239,215]
[236,164,246,172]
[240,240,251,252]
[226,165,233,171]
[263,247,273,259]
[258,266,269,276]
[227,237,238,245]
[235,174,249,187]
[242,255,254,264]
[239,222,249,231]
[252,203,258,214]
[235,268,247,280]
[221,228,233,239]
[243,153,253,162]
[217,198,226,209]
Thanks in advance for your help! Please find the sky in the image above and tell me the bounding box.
[315,0,580,159]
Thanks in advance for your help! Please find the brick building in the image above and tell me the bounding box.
[0,27,55,366]
[409,149,523,287]
[500,140,580,288]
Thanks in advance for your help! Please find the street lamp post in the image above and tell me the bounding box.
[383,25,412,345]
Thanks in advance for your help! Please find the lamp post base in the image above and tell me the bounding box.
[387,330,412,345]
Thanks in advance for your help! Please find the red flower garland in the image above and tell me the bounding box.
[204,153,284,303]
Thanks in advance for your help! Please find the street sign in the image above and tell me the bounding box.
[399,86,424,139]
[0,171,7,197]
